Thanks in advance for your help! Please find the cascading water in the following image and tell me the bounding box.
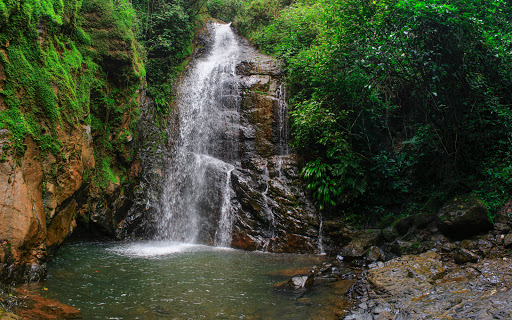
[274,84,290,185]
[153,22,320,253]
[214,167,234,246]
[158,23,240,244]
[275,83,290,157]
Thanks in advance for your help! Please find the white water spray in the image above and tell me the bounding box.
[158,23,240,244]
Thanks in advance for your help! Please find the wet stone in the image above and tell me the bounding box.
[453,248,479,264]
[345,252,512,320]
[367,246,382,261]
[476,239,493,255]
[441,242,458,252]
[494,223,510,234]
[291,275,313,289]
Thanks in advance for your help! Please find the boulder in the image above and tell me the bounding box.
[453,248,480,265]
[381,226,399,242]
[395,216,415,235]
[413,212,437,229]
[339,230,381,259]
[437,195,492,239]
[366,246,382,261]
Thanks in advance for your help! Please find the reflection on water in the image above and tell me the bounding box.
[40,241,343,319]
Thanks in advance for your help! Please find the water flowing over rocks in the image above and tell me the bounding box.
[157,23,320,252]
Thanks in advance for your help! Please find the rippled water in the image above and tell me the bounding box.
[41,241,337,319]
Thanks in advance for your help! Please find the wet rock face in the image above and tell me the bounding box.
[228,42,319,253]
[0,91,147,285]
[230,155,319,253]
[0,120,96,283]
[346,251,512,320]
[97,93,163,241]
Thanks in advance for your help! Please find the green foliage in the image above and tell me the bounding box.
[223,0,512,219]
[98,156,119,188]
[291,99,366,210]
[132,0,200,112]
[0,106,29,155]
[80,0,144,85]
[206,0,241,22]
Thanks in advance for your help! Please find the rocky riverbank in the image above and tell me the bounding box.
[345,251,512,319]
[317,195,512,319]
[271,195,512,319]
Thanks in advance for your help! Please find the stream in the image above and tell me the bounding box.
[29,241,347,319]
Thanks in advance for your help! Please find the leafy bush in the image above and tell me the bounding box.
[206,0,242,22]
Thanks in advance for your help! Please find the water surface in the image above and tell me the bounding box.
[41,241,338,319]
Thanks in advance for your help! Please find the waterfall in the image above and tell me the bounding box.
[158,23,240,244]
[275,83,290,181]
[318,217,326,254]
[275,83,290,156]
[214,168,234,247]
[154,22,320,253]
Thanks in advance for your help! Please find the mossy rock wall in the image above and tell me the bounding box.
[0,0,147,284]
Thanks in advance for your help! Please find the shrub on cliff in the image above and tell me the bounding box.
[132,0,206,112]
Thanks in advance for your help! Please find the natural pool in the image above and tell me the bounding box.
[33,241,347,319]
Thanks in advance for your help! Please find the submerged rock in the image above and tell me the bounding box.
[291,275,314,289]
[14,284,81,319]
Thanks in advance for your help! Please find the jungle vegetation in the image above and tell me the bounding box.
[208,0,512,224]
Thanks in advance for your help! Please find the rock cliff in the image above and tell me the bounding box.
[230,46,321,252]
[0,0,147,283]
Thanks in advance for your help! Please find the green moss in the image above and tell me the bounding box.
[0,0,148,193]
[0,106,29,154]
[93,154,119,189]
